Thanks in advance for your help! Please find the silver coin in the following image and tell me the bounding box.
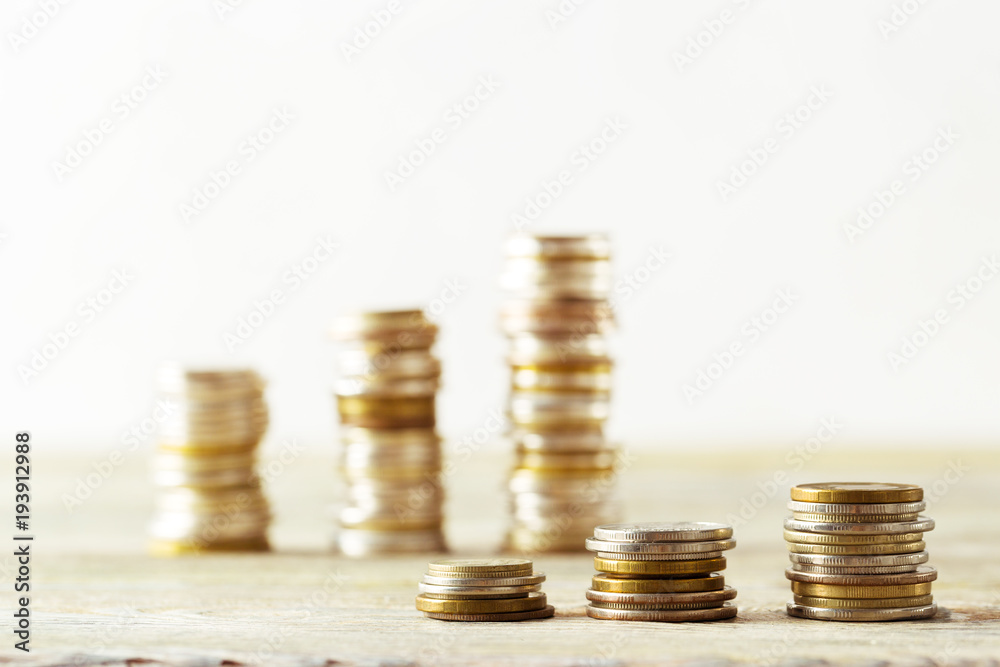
[786,500,926,515]
[336,528,446,556]
[420,573,546,587]
[586,587,737,606]
[513,430,612,452]
[783,517,935,535]
[593,522,733,543]
[586,537,735,554]
[507,334,610,365]
[786,602,937,622]
[418,582,541,598]
[336,349,440,379]
[792,563,920,575]
[788,551,929,567]
[508,394,610,425]
[784,565,938,586]
[593,551,724,561]
[585,602,737,622]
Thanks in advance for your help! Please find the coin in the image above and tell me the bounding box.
[790,483,924,504]
[791,512,920,523]
[594,551,724,561]
[593,522,733,543]
[590,600,726,611]
[427,558,533,576]
[415,592,547,614]
[790,581,933,598]
[785,541,925,555]
[783,517,935,535]
[591,573,725,594]
[586,587,737,606]
[785,602,936,622]
[586,537,736,554]
[784,565,937,586]
[338,528,446,556]
[783,529,925,545]
[420,573,547,587]
[788,551,929,567]
[417,583,541,599]
[792,563,920,575]
[793,594,934,609]
[593,556,726,576]
[786,501,926,515]
[585,603,737,622]
[422,605,556,622]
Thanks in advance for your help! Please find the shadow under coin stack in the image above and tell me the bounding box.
[330,310,447,556]
[416,558,554,622]
[149,366,271,554]
[784,482,937,621]
[501,234,620,553]
[585,522,738,622]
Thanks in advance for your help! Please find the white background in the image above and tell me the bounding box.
[3,0,1000,454]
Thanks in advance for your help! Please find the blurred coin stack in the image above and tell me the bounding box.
[416,558,554,622]
[784,482,937,621]
[585,522,738,622]
[500,234,621,553]
[149,366,271,555]
[330,310,447,556]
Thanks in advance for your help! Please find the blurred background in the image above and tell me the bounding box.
[3,0,1000,458]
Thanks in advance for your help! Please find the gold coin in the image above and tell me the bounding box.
[594,557,726,576]
[786,541,925,555]
[422,605,555,622]
[337,395,435,417]
[783,530,924,545]
[790,581,932,599]
[148,536,269,556]
[591,573,725,594]
[415,592,546,614]
[790,483,923,504]
[427,558,533,576]
[793,594,934,609]
[791,512,920,523]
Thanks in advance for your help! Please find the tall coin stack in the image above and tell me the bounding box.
[416,558,554,622]
[149,366,271,555]
[501,234,621,553]
[784,482,937,621]
[330,310,447,556]
[584,522,738,622]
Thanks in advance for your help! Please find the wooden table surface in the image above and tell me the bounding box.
[7,445,1000,666]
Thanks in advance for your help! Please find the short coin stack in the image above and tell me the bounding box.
[416,558,554,621]
[149,366,271,554]
[584,522,738,622]
[330,310,447,556]
[501,234,621,553]
[784,482,937,621]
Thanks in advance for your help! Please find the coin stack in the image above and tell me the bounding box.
[501,234,621,553]
[330,310,447,556]
[584,522,738,622]
[149,366,271,555]
[416,558,554,622]
[784,482,937,621]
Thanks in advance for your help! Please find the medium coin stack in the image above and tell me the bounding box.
[784,482,937,621]
[584,522,738,622]
[416,558,554,622]
[501,234,621,553]
[149,366,271,555]
[330,310,446,556]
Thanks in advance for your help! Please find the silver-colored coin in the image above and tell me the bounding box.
[788,551,929,567]
[336,528,446,556]
[792,563,920,575]
[585,602,737,622]
[336,349,440,379]
[593,551,724,561]
[508,393,610,425]
[783,517,935,535]
[420,573,546,587]
[784,565,937,586]
[418,583,541,598]
[586,586,737,606]
[786,500,926,515]
[513,430,613,452]
[586,537,735,554]
[593,522,733,543]
[507,334,610,365]
[786,601,937,622]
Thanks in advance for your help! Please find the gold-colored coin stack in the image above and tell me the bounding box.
[784,482,938,621]
[500,234,621,553]
[149,366,271,555]
[584,522,738,622]
[416,558,554,621]
[330,310,446,556]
